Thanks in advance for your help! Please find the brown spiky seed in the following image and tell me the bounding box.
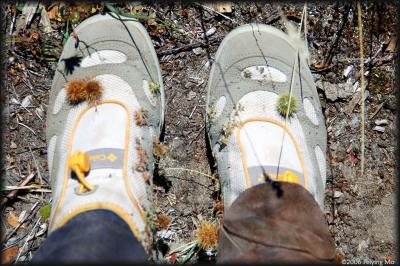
[156,213,171,230]
[66,79,87,104]
[134,147,148,172]
[196,222,219,249]
[134,108,149,126]
[84,79,103,103]
[152,136,167,157]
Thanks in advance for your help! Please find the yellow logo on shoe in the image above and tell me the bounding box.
[258,171,300,185]
[107,153,117,162]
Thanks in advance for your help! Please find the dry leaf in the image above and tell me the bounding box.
[22,2,39,28]
[6,154,15,165]
[386,35,398,52]
[335,250,344,263]
[40,4,52,32]
[313,62,329,70]
[147,13,157,26]
[7,211,27,229]
[181,9,189,17]
[1,246,19,264]
[7,211,19,228]
[215,2,232,13]
[130,4,143,14]
[169,253,177,263]
[47,4,58,19]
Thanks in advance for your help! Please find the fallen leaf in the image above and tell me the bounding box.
[7,211,19,228]
[10,141,17,149]
[386,35,398,52]
[40,4,52,32]
[335,250,344,263]
[22,2,39,28]
[21,95,32,108]
[169,253,177,263]
[147,13,158,26]
[313,62,329,69]
[181,9,188,17]
[215,2,232,13]
[130,4,143,14]
[47,4,59,20]
[1,246,19,264]
[6,154,15,165]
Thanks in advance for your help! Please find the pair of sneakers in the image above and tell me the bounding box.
[46,13,327,249]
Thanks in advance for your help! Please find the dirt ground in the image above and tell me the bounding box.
[1,2,397,263]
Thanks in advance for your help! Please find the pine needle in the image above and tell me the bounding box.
[165,167,215,179]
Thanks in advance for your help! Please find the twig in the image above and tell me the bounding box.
[2,185,44,191]
[0,173,35,207]
[189,105,197,119]
[27,69,45,77]
[29,146,47,189]
[323,6,350,66]
[17,122,37,135]
[194,2,237,24]
[15,217,41,262]
[369,102,385,119]
[166,175,213,191]
[167,240,197,256]
[9,6,17,37]
[5,201,40,241]
[188,125,205,146]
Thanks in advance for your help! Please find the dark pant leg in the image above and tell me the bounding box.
[217,182,336,263]
[32,210,147,263]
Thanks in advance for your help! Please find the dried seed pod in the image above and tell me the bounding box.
[277,93,298,117]
[84,79,103,103]
[66,79,88,104]
[196,222,219,249]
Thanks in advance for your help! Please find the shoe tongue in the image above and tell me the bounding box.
[86,148,124,170]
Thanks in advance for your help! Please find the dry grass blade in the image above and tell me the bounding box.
[357,2,365,175]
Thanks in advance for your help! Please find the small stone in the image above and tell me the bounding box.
[192,47,203,55]
[205,27,216,37]
[375,119,388,126]
[343,65,354,77]
[10,141,17,149]
[315,81,353,101]
[7,237,17,246]
[373,126,385,133]
[334,191,343,199]
[357,239,369,251]
[187,91,196,101]
[21,95,32,108]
